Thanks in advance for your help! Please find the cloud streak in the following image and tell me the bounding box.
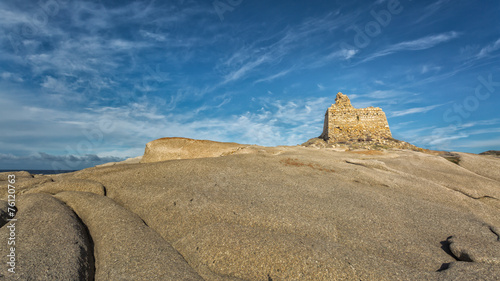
[361,31,460,62]
[390,104,444,117]
[476,38,500,58]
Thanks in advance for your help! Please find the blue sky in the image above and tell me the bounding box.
[1,0,499,170]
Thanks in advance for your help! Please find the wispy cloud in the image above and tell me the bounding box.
[218,11,360,84]
[326,48,358,60]
[1,72,23,82]
[414,0,450,23]
[453,137,500,148]
[361,31,460,62]
[476,38,500,58]
[390,103,444,117]
[254,68,295,84]
[400,119,500,150]
[421,64,442,74]
[140,30,167,42]
[365,90,416,99]
[222,55,272,84]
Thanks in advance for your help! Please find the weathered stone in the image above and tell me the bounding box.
[0,171,32,181]
[455,152,500,182]
[320,92,392,142]
[0,193,93,280]
[141,137,246,163]
[59,145,500,280]
[54,191,203,280]
[7,138,500,280]
[96,155,143,167]
[447,227,500,264]
[24,178,106,196]
[1,176,55,201]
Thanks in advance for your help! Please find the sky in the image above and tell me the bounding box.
[0,0,499,170]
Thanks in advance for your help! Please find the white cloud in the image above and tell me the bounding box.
[326,48,358,60]
[41,76,69,93]
[218,11,360,84]
[365,90,415,99]
[0,86,333,165]
[361,31,460,62]
[0,72,23,82]
[414,0,450,24]
[140,30,167,42]
[453,138,500,149]
[254,68,294,84]
[390,104,444,117]
[222,55,271,84]
[398,119,500,151]
[421,64,442,74]
[477,38,500,58]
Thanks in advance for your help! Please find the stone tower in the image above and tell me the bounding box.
[320,92,392,142]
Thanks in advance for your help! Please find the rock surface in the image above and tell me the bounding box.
[141,137,247,163]
[24,178,106,196]
[54,191,203,281]
[1,139,499,280]
[0,193,93,280]
[96,155,143,167]
[302,136,424,152]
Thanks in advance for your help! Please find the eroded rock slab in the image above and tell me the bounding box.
[0,193,93,280]
[456,152,500,182]
[24,178,106,196]
[28,143,500,280]
[141,137,247,163]
[54,191,203,281]
[448,225,500,264]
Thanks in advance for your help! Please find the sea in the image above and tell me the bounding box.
[0,170,77,175]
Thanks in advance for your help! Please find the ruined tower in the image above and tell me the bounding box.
[320,92,392,142]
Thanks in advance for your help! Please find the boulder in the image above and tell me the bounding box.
[140,137,246,163]
[24,178,106,196]
[0,193,93,280]
[54,191,203,280]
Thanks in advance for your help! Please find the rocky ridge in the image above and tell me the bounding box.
[0,137,499,280]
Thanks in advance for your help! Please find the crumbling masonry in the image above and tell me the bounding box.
[320,92,392,142]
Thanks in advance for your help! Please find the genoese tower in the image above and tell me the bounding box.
[320,92,392,142]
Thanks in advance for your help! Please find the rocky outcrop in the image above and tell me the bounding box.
[54,191,203,280]
[454,152,500,182]
[140,137,247,163]
[96,155,143,167]
[24,178,106,196]
[302,136,424,152]
[0,193,93,280]
[1,139,499,280]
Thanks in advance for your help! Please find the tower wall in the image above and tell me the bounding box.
[320,93,392,142]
